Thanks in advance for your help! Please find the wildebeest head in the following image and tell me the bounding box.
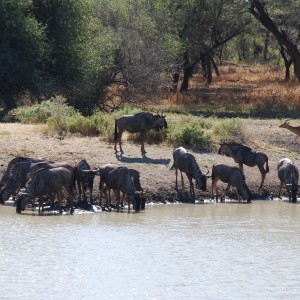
[237,185,252,203]
[218,143,233,156]
[16,192,30,213]
[0,186,10,204]
[154,112,167,131]
[128,192,142,212]
[80,169,97,189]
[195,170,210,191]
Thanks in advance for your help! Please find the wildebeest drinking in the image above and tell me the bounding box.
[277,158,299,203]
[98,164,141,212]
[114,111,167,156]
[218,143,269,190]
[211,163,251,202]
[75,159,96,204]
[16,167,75,214]
[170,147,209,198]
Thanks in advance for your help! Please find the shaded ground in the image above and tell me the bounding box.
[0,119,299,204]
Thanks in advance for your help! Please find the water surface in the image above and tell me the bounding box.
[1,201,300,299]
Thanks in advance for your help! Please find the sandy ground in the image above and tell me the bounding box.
[0,119,299,203]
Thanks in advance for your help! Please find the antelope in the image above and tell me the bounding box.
[279,119,300,140]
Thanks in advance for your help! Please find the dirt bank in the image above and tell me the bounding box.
[0,119,299,203]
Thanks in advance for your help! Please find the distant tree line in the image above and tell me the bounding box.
[0,0,299,113]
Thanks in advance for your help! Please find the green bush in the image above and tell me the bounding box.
[14,101,52,123]
[167,115,213,150]
[213,118,246,143]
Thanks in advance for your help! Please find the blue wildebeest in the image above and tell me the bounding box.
[0,157,45,191]
[211,163,251,203]
[98,164,141,212]
[75,159,96,204]
[0,161,71,204]
[16,167,75,214]
[218,143,269,190]
[114,111,167,156]
[277,158,299,203]
[170,147,209,198]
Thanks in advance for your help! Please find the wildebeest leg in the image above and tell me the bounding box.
[221,183,231,202]
[77,180,83,202]
[211,179,220,202]
[175,167,178,190]
[286,186,292,202]
[258,165,266,189]
[140,132,146,156]
[180,171,184,189]
[278,182,283,198]
[187,175,195,198]
[239,163,244,173]
[117,129,124,154]
[89,187,93,204]
[65,186,74,214]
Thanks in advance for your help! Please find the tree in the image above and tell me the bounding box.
[162,0,251,92]
[0,0,49,109]
[249,0,300,82]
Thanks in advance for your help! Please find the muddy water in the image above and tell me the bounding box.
[1,201,300,300]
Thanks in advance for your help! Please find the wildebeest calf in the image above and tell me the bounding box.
[277,158,299,203]
[211,163,251,203]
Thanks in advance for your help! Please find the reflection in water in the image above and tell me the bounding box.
[1,201,300,299]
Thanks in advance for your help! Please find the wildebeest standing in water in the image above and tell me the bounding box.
[75,159,96,204]
[16,167,75,214]
[98,164,141,212]
[114,111,167,156]
[277,158,299,203]
[218,143,269,190]
[211,163,251,203]
[170,147,209,198]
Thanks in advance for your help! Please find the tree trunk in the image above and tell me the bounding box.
[211,55,220,77]
[279,44,292,81]
[250,0,300,82]
[180,54,198,93]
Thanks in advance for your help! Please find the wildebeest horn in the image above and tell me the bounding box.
[205,169,210,175]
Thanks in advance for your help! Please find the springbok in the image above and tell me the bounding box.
[279,119,300,140]
[218,143,269,190]
[114,111,167,156]
[170,147,209,198]
[277,158,299,203]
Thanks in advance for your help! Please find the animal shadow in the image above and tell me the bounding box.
[116,154,171,166]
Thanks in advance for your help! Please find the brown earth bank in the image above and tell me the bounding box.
[0,120,299,205]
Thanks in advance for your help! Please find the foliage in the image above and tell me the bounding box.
[167,115,213,151]
[213,118,247,143]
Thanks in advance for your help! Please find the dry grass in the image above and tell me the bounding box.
[164,65,300,116]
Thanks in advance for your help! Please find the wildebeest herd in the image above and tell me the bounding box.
[0,112,299,215]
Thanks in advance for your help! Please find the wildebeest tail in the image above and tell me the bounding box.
[265,156,269,173]
[114,120,118,142]
[170,162,175,170]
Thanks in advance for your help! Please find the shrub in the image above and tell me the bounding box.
[213,118,246,143]
[167,115,213,151]
[14,101,52,123]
